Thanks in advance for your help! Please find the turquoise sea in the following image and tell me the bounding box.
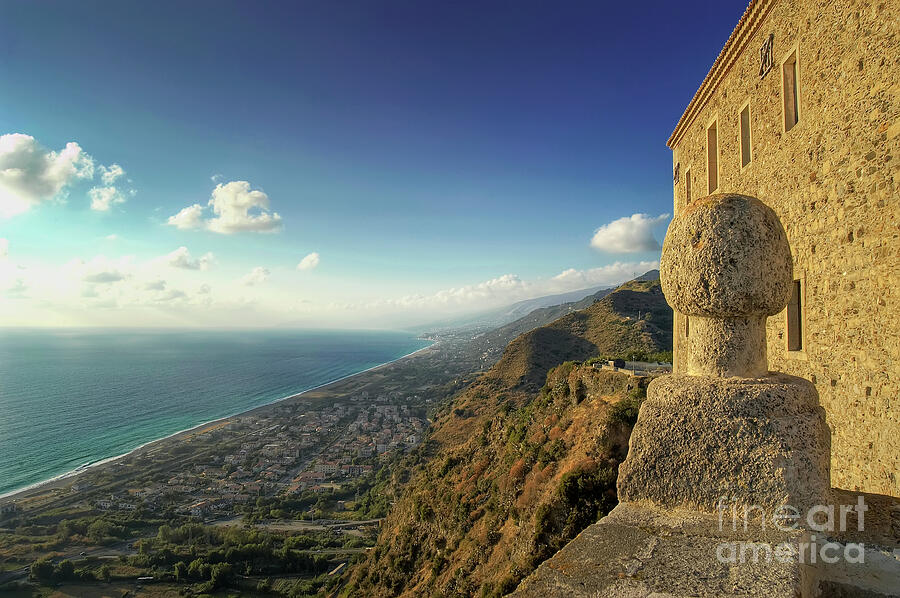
[0,329,430,497]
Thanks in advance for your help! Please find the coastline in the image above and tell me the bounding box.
[0,340,436,505]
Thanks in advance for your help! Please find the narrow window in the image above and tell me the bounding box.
[787,279,802,351]
[685,168,692,203]
[685,315,690,338]
[740,104,751,167]
[783,51,799,131]
[707,121,718,193]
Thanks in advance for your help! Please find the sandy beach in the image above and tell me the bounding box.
[0,341,437,507]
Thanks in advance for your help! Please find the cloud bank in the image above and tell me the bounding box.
[366,261,659,313]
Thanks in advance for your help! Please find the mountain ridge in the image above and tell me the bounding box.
[341,273,672,597]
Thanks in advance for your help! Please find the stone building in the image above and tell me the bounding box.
[667,0,899,497]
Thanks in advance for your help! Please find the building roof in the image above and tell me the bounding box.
[667,0,777,148]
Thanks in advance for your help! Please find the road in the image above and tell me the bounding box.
[0,539,137,585]
[212,516,383,532]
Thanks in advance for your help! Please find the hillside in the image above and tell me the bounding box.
[341,276,672,597]
[464,270,664,375]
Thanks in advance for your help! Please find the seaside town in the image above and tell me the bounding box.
[86,394,426,520]
[0,330,489,594]
[0,336,478,521]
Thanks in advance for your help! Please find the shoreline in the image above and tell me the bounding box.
[0,341,436,505]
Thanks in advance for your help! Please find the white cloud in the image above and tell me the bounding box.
[105,234,119,241]
[5,277,27,297]
[89,164,133,211]
[164,246,214,270]
[372,273,527,310]
[240,266,270,286]
[145,280,167,291]
[156,288,188,303]
[99,163,125,185]
[297,252,320,271]
[0,238,7,258]
[84,270,125,283]
[211,173,223,183]
[208,181,282,234]
[363,261,659,316]
[166,181,282,234]
[66,255,133,284]
[551,261,660,287]
[167,204,206,230]
[590,213,669,253]
[88,186,127,211]
[0,133,95,218]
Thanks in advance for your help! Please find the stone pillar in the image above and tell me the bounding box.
[617,194,831,515]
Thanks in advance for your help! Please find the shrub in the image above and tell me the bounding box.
[609,387,646,427]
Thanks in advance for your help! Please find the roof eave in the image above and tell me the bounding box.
[667,0,778,149]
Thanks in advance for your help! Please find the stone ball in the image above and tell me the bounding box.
[660,194,793,317]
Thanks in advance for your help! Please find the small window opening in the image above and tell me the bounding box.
[707,121,718,193]
[783,51,799,131]
[685,316,690,338]
[685,168,692,203]
[740,104,751,167]
[787,279,803,351]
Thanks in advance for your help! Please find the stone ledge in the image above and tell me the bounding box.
[617,374,831,514]
[509,503,900,598]
[509,503,809,597]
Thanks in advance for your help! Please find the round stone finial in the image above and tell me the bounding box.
[660,194,793,318]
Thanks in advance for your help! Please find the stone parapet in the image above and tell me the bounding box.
[617,373,831,514]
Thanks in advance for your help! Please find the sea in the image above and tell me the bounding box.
[0,328,430,498]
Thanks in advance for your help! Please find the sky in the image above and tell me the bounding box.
[0,1,748,329]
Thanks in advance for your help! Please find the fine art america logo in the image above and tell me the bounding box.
[714,495,868,565]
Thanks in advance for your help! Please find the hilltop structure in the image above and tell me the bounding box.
[667,0,898,497]
[513,0,899,593]
[513,197,896,597]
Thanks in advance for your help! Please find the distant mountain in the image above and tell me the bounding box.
[490,285,612,322]
[634,268,660,281]
[463,270,662,369]
[411,285,612,334]
[484,276,672,390]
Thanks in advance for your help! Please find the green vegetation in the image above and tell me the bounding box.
[585,349,673,365]
[344,277,671,597]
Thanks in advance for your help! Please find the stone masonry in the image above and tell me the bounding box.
[512,197,898,598]
[618,194,832,515]
[513,195,836,597]
[668,0,900,497]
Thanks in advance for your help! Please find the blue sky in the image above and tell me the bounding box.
[0,1,747,327]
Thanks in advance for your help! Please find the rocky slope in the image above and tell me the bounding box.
[340,277,672,597]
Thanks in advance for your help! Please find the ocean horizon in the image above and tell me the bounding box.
[0,328,430,498]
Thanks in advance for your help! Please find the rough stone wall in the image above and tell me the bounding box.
[669,0,899,496]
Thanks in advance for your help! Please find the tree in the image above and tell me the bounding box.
[98,563,112,583]
[209,563,233,589]
[187,557,207,580]
[54,559,75,581]
[30,558,55,581]
[157,524,173,543]
[57,519,74,540]
[173,560,188,581]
